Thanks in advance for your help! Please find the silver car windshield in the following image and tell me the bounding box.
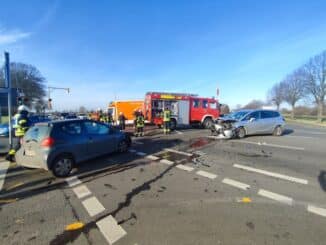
[229,111,251,120]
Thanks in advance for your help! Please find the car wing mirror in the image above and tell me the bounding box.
[249,118,255,122]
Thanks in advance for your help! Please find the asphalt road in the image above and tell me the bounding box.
[1,123,326,245]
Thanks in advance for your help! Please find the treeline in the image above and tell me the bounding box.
[268,50,326,122]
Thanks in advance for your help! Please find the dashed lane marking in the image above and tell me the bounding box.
[176,164,194,172]
[146,155,160,161]
[0,161,10,191]
[82,196,106,217]
[160,159,174,165]
[66,176,82,187]
[128,149,137,153]
[73,185,92,199]
[196,170,217,179]
[284,135,314,139]
[136,152,146,156]
[233,164,308,185]
[307,205,326,217]
[258,189,293,205]
[164,148,193,156]
[96,215,127,244]
[234,140,305,151]
[175,130,183,135]
[222,178,250,190]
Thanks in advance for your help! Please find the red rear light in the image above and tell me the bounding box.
[41,137,55,147]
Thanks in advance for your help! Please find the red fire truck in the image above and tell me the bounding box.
[143,92,220,130]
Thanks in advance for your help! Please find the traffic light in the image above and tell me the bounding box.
[48,98,52,110]
[17,97,23,105]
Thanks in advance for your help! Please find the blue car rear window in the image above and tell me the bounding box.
[24,126,50,142]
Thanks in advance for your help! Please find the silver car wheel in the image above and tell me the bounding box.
[274,126,283,136]
[53,158,72,177]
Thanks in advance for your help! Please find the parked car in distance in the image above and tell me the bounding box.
[227,109,285,138]
[0,115,51,137]
[78,113,88,119]
[16,119,131,177]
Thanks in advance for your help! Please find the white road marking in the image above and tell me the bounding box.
[82,196,106,217]
[128,149,137,153]
[96,215,127,244]
[146,155,159,161]
[160,159,174,165]
[66,176,82,187]
[284,135,313,139]
[175,130,183,135]
[307,205,326,217]
[136,152,146,156]
[258,189,293,205]
[164,148,193,156]
[222,178,250,190]
[235,140,305,151]
[73,185,92,199]
[196,170,217,179]
[233,164,308,185]
[0,161,10,191]
[176,164,194,172]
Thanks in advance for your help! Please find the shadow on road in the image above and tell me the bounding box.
[0,137,184,204]
[318,171,326,192]
[282,128,294,135]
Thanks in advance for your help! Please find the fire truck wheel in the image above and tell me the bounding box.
[170,119,177,131]
[203,118,213,129]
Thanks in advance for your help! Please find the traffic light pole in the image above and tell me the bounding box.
[47,86,70,110]
[4,52,13,149]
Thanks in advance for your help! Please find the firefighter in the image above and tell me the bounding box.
[135,110,145,137]
[98,109,106,123]
[107,112,114,125]
[163,107,171,134]
[6,105,30,162]
[118,112,126,130]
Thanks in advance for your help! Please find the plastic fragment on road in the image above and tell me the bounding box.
[65,222,85,231]
[238,197,252,203]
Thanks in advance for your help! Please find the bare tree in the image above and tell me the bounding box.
[302,51,326,122]
[220,104,230,115]
[0,62,47,109]
[79,106,87,114]
[242,100,265,109]
[267,82,283,111]
[281,69,305,119]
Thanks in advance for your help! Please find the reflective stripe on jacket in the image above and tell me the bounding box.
[136,116,145,127]
[163,110,171,122]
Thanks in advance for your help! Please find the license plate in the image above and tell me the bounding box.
[25,149,35,156]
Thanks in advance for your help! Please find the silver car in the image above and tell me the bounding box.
[227,109,285,138]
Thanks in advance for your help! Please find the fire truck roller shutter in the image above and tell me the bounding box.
[177,100,190,125]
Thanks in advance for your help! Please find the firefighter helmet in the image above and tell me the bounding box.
[18,105,29,112]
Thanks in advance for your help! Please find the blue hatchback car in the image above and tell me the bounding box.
[15,119,131,177]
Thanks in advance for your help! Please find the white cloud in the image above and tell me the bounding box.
[0,29,31,45]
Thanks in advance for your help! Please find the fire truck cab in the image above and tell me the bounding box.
[144,92,220,130]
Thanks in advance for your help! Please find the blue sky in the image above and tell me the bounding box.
[1,0,326,110]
